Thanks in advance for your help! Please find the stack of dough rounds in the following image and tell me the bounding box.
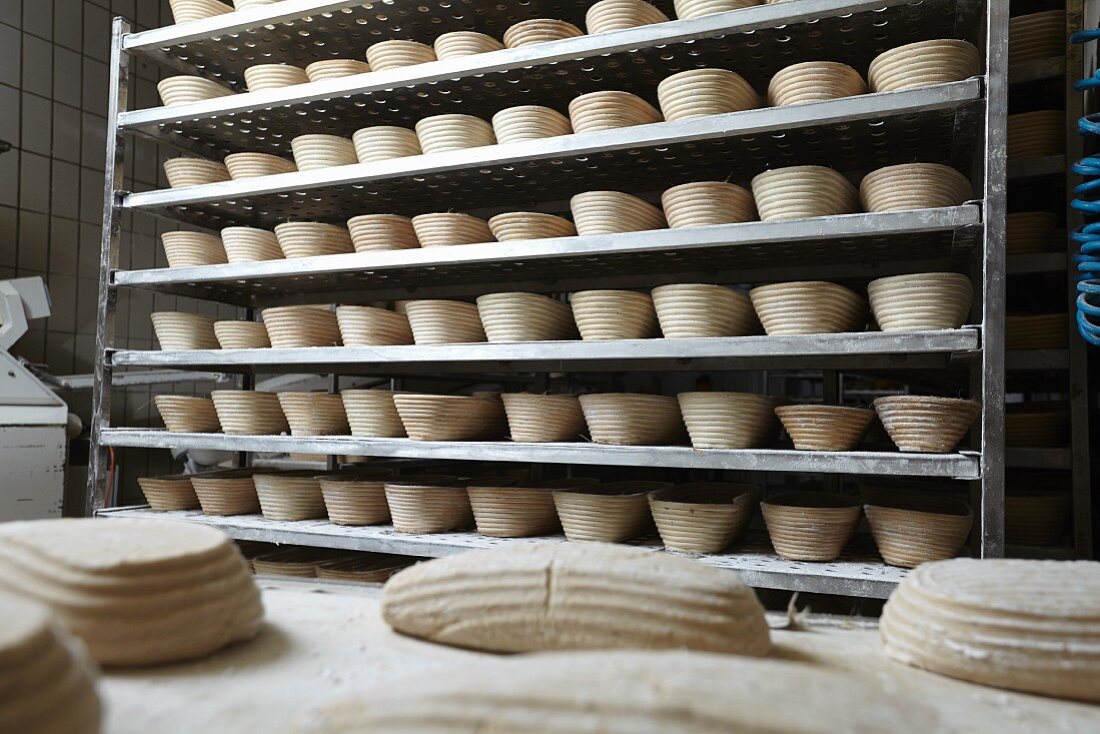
[381,543,771,654]
[585,0,670,34]
[660,181,756,228]
[161,231,228,268]
[365,40,437,71]
[502,19,585,47]
[767,61,866,106]
[304,59,372,82]
[242,63,309,91]
[0,593,101,734]
[657,69,760,121]
[491,106,574,142]
[346,213,420,251]
[0,519,262,666]
[433,31,504,59]
[415,114,497,152]
[880,558,1100,702]
[568,91,663,132]
[351,126,422,163]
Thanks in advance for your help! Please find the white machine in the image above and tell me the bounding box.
[0,277,69,520]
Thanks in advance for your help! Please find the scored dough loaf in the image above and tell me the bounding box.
[381,542,770,655]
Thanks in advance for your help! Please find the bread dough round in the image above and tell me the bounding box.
[0,519,263,666]
[880,558,1100,702]
[382,542,770,656]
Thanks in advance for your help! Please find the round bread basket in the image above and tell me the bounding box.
[1009,10,1066,65]
[1006,404,1070,448]
[273,221,353,258]
[341,389,407,438]
[761,492,862,561]
[233,0,279,8]
[652,283,759,337]
[677,391,777,449]
[220,226,283,262]
[568,90,663,133]
[261,305,341,347]
[365,40,437,71]
[749,281,867,335]
[867,39,981,92]
[319,475,391,526]
[487,211,576,241]
[868,272,973,332]
[673,0,761,20]
[403,300,487,345]
[1006,313,1069,350]
[393,394,506,441]
[160,231,228,268]
[657,69,760,121]
[570,289,659,340]
[289,134,358,170]
[336,305,413,346]
[214,321,270,349]
[254,472,327,521]
[210,390,289,435]
[1007,492,1070,546]
[411,213,494,247]
[169,0,233,23]
[154,395,222,433]
[137,475,201,511]
[163,157,230,188]
[751,165,859,221]
[277,392,349,436]
[157,75,234,106]
[415,114,497,153]
[433,31,504,59]
[860,164,972,212]
[317,556,412,583]
[570,190,666,235]
[476,292,578,343]
[774,404,875,451]
[491,106,574,143]
[1007,110,1065,159]
[502,18,585,47]
[553,481,673,542]
[767,61,866,106]
[351,126,423,163]
[304,59,372,82]
[384,480,473,534]
[649,482,762,553]
[151,311,219,350]
[872,395,981,453]
[190,470,262,515]
[243,63,309,91]
[1007,211,1057,254]
[501,393,587,442]
[468,477,599,538]
[347,213,420,252]
[585,0,670,34]
[865,496,973,568]
[578,393,684,445]
[660,181,756,228]
[223,152,296,179]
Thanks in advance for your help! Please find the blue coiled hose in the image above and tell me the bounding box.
[1070,29,1100,344]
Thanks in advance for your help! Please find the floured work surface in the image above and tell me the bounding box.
[99,580,1100,733]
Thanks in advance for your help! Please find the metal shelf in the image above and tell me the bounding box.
[112,206,982,306]
[1007,252,1068,274]
[1007,154,1067,180]
[1006,349,1069,371]
[1008,57,1067,85]
[122,81,985,229]
[1005,447,1073,470]
[98,429,981,479]
[124,0,978,157]
[96,506,907,598]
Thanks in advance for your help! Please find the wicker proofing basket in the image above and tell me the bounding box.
[1007,492,1070,546]
[214,321,270,349]
[1007,110,1065,159]
[254,472,327,521]
[154,395,222,433]
[570,190,666,235]
[163,157,231,188]
[762,492,862,561]
[351,126,423,163]
[1009,10,1066,65]
[865,497,973,568]
[1006,313,1069,350]
[570,289,659,340]
[1006,404,1070,448]
[579,393,684,445]
[277,392,350,436]
[261,305,341,348]
[1007,211,1057,254]
[336,305,414,346]
[750,165,859,221]
[468,478,599,538]
[289,134,358,170]
[365,39,437,71]
[860,164,972,213]
[415,114,497,153]
[651,283,759,338]
[385,481,474,533]
[677,391,777,449]
[501,393,587,442]
[151,311,219,350]
[476,292,578,343]
[346,213,420,252]
[403,300,487,345]
[487,211,576,241]
[767,61,866,106]
[233,0,281,8]
[649,482,762,553]
[433,31,504,59]
[656,68,761,121]
[169,0,233,23]
[502,18,584,47]
[411,213,495,247]
[190,470,262,515]
[220,226,284,262]
[873,395,981,453]
[157,75,235,105]
[393,393,506,441]
[137,475,201,511]
[223,152,297,179]
[319,476,391,525]
[341,389,407,438]
[867,39,981,93]
[749,281,867,335]
[161,231,228,268]
[243,63,310,91]
[491,106,574,143]
[660,181,756,228]
[568,90,663,133]
[774,404,875,451]
[673,0,761,20]
[553,481,673,542]
[585,0,669,34]
[317,555,413,582]
[868,272,973,332]
[210,390,290,435]
[304,59,372,82]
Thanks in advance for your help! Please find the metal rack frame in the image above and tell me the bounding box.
[89,0,1011,596]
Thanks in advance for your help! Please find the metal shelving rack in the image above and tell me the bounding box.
[88,0,1010,597]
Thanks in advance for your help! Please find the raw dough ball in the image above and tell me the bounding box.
[381,542,770,655]
[296,650,946,733]
[881,558,1100,702]
[0,519,263,666]
[0,593,102,734]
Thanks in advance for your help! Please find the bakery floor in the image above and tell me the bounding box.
[101,578,1100,733]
